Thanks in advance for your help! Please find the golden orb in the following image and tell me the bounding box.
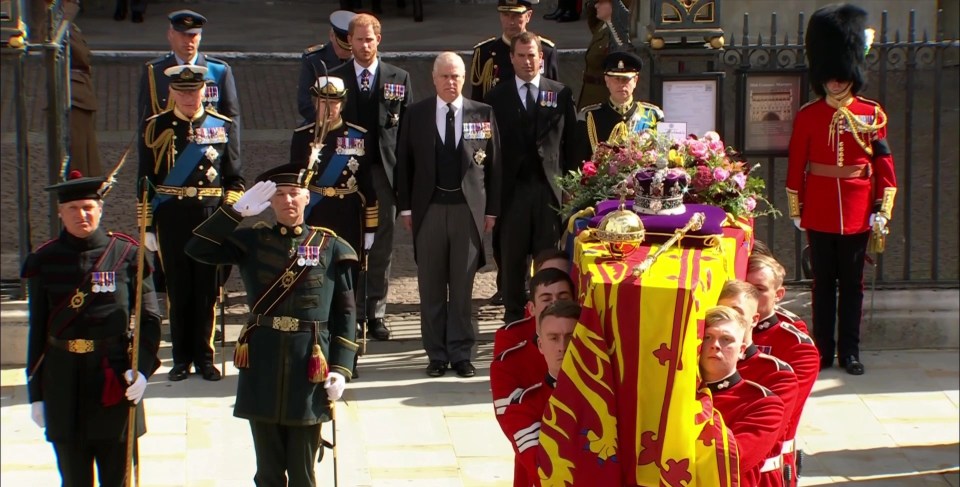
[709,36,725,49]
[8,34,25,49]
[595,206,645,259]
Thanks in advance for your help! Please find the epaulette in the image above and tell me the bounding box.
[775,306,800,323]
[744,379,776,398]
[539,36,555,48]
[518,382,543,403]
[473,36,497,49]
[344,121,368,134]
[107,231,139,245]
[503,315,532,330]
[798,98,821,112]
[252,221,272,230]
[496,339,528,362]
[145,110,168,122]
[758,352,794,373]
[779,322,815,345]
[856,96,883,107]
[578,103,602,115]
[204,55,229,66]
[303,43,325,55]
[144,53,172,66]
[312,225,338,238]
[205,109,233,123]
[294,122,316,133]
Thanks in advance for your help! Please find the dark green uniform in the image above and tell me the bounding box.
[23,228,162,486]
[576,99,664,162]
[185,206,358,486]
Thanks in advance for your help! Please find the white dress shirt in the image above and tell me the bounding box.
[174,53,200,65]
[436,95,464,145]
[353,58,380,88]
[515,74,541,109]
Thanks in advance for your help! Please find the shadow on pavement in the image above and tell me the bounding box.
[805,443,959,485]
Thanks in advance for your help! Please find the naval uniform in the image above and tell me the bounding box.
[23,228,162,486]
[138,107,244,372]
[785,96,896,368]
[297,44,351,124]
[576,99,663,162]
[185,207,359,487]
[290,120,379,266]
[707,372,786,487]
[470,35,559,103]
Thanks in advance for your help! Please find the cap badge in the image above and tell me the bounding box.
[617,60,625,69]
[183,17,194,26]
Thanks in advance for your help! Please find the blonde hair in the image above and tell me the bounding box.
[719,279,760,305]
[349,13,381,36]
[704,305,750,336]
[748,253,786,287]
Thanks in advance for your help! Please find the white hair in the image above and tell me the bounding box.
[433,52,465,75]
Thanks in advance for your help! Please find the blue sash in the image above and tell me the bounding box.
[306,152,351,214]
[151,115,227,212]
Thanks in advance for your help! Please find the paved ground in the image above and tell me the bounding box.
[1,349,958,486]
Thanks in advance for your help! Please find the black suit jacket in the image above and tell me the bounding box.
[484,76,578,208]
[331,59,412,187]
[396,97,501,267]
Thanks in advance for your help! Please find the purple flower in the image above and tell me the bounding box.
[713,167,729,182]
[732,172,747,190]
[744,197,757,212]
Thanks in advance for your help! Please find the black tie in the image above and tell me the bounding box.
[445,103,456,153]
[524,82,537,118]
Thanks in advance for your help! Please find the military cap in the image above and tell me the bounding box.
[168,10,207,34]
[603,51,643,77]
[805,3,870,97]
[46,170,109,203]
[498,0,539,13]
[164,64,208,91]
[256,163,309,188]
[330,10,356,50]
[310,76,348,99]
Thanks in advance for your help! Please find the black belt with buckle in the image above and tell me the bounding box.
[47,334,127,354]
[250,314,328,333]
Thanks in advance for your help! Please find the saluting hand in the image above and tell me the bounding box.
[233,181,277,217]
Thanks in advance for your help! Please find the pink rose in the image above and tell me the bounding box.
[732,172,747,190]
[582,162,598,177]
[708,139,725,153]
[686,139,708,159]
[692,165,714,191]
[744,196,757,212]
[713,167,729,182]
[703,131,721,142]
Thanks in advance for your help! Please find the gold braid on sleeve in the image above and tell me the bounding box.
[587,112,599,154]
[470,54,495,95]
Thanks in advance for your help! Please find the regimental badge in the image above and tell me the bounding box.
[540,90,557,108]
[383,83,406,101]
[347,157,359,173]
[193,127,228,145]
[473,149,487,165]
[206,165,219,182]
[203,85,220,104]
[389,113,400,126]
[463,122,493,140]
[280,270,297,288]
[346,175,357,189]
[69,289,87,309]
[92,272,117,293]
[309,142,323,165]
[297,245,321,266]
[204,145,219,162]
[336,137,365,156]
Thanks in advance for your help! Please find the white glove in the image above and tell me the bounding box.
[232,180,277,217]
[124,370,147,404]
[869,213,888,233]
[30,401,44,428]
[144,232,158,252]
[792,218,805,231]
[363,232,375,250]
[324,371,346,401]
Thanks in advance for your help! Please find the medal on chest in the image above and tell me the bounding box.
[297,245,321,266]
[92,271,117,293]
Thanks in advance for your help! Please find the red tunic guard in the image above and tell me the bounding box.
[499,376,556,487]
[708,372,786,487]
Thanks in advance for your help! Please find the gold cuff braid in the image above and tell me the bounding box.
[879,187,896,220]
[224,189,244,206]
[786,189,801,219]
[136,204,153,226]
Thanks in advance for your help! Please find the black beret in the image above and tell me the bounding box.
[256,163,308,188]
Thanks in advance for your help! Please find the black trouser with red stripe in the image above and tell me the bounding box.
[807,230,870,365]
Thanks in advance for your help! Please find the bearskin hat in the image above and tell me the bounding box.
[805,3,870,97]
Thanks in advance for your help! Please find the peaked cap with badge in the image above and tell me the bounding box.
[164,64,209,91]
[603,50,643,77]
[498,0,539,13]
[310,76,348,99]
[329,10,355,50]
[168,10,207,34]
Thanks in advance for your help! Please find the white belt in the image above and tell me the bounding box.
[760,454,783,473]
[781,439,796,455]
